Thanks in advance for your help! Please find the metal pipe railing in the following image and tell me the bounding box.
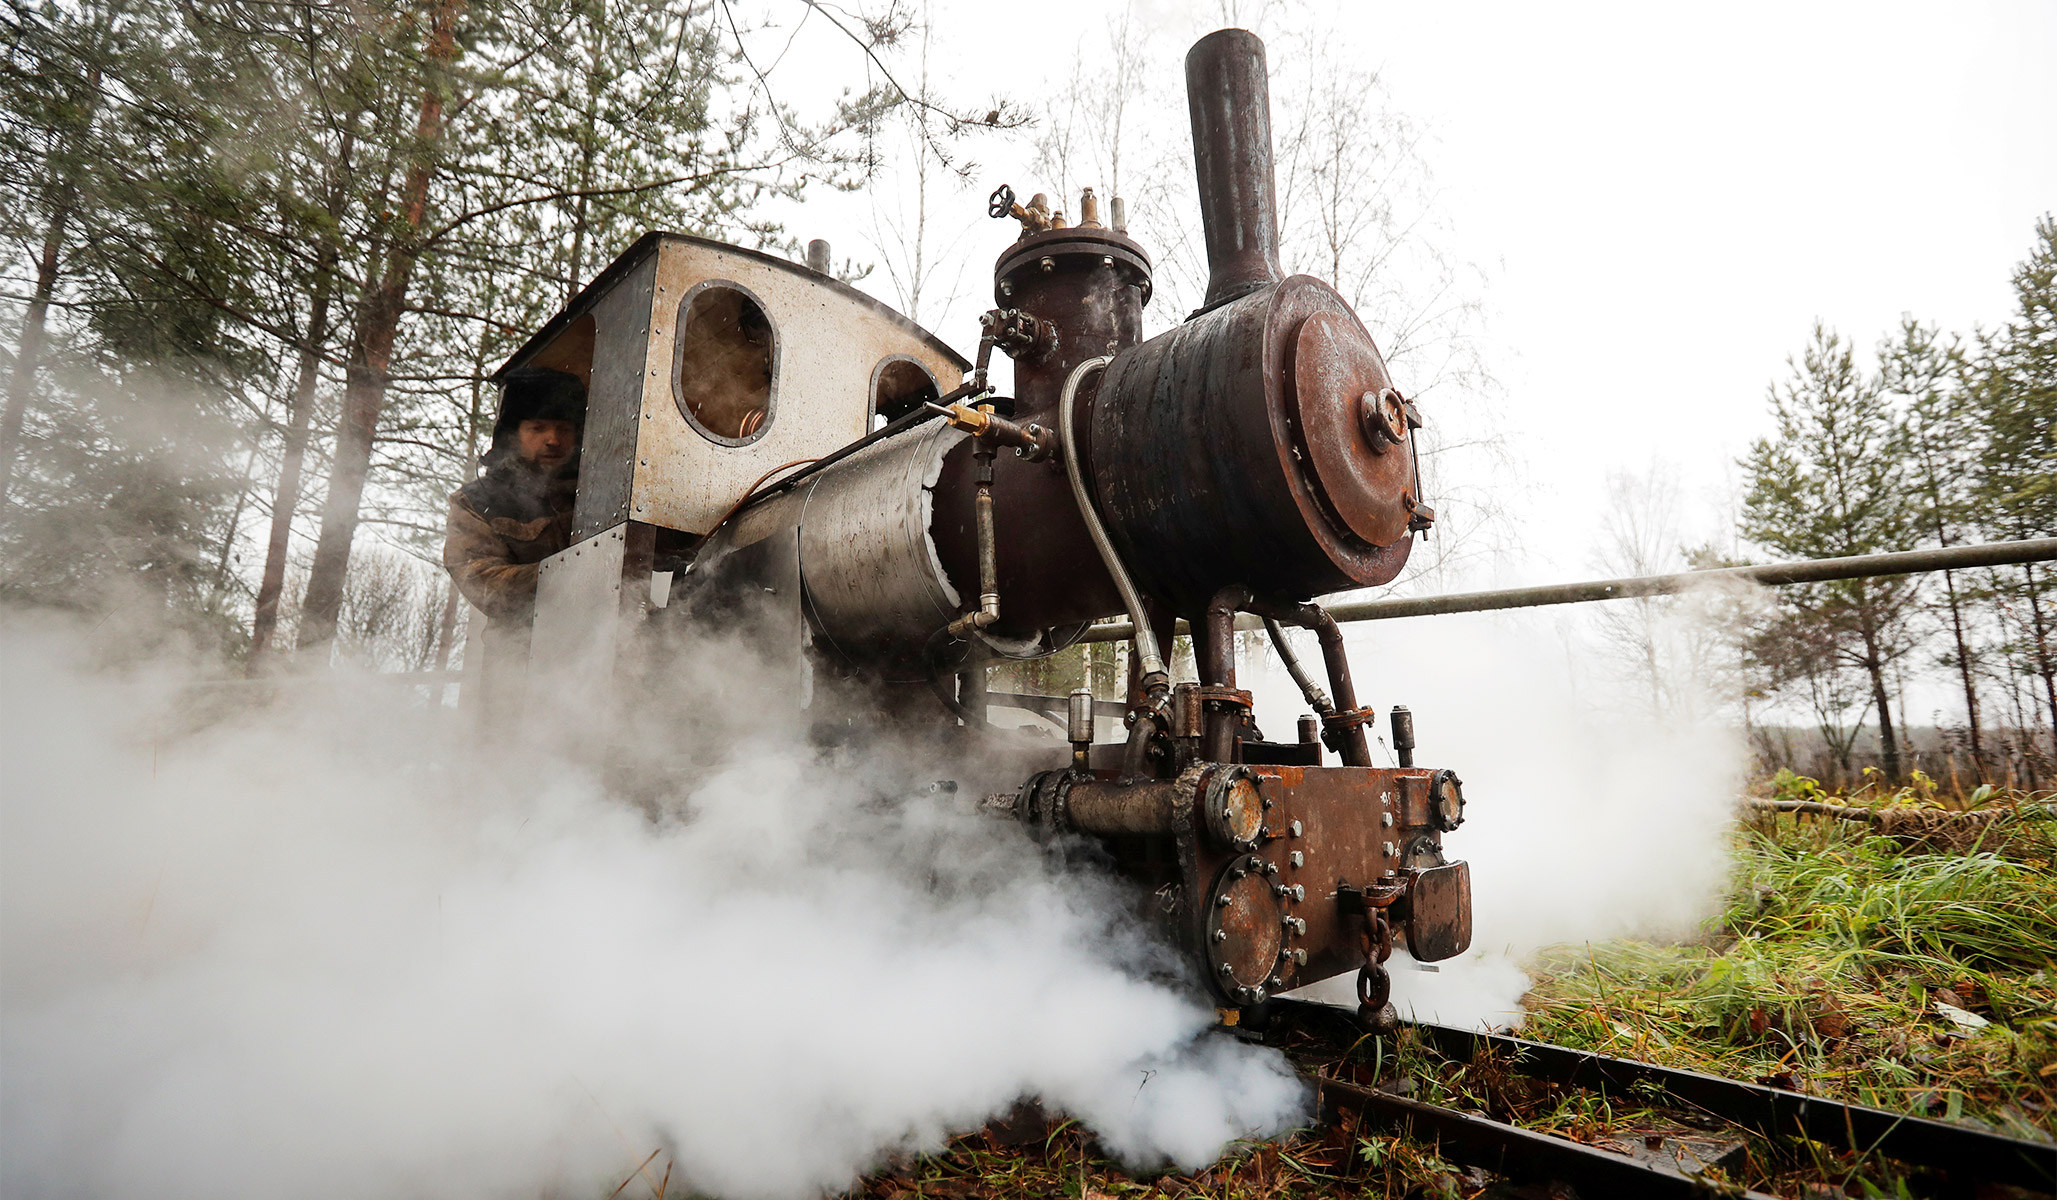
[1074,538,2057,642]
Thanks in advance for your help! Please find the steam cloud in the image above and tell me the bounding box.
[0,613,1306,1200]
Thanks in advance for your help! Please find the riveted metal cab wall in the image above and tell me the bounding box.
[631,235,968,535]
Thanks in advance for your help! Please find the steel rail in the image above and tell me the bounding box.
[1410,1021,2057,1193]
[1075,538,2057,642]
[1315,1074,1784,1198]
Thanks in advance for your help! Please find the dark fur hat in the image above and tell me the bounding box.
[484,367,586,465]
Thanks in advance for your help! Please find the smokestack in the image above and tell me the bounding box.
[1185,29,1283,312]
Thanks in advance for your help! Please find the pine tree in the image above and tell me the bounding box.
[1971,216,2057,759]
[1880,318,1988,773]
[1741,323,1922,780]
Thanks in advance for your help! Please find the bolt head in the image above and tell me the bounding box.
[1218,964,1232,977]
[1213,929,1228,942]
[1381,812,1394,827]
[1217,894,1233,907]
[1289,851,1304,868]
[1290,820,1303,837]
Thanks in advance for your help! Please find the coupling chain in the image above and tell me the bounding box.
[1355,906,1395,1013]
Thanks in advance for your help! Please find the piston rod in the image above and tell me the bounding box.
[1075,539,2057,641]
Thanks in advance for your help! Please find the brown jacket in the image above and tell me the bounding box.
[443,460,576,621]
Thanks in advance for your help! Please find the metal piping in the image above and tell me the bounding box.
[1058,354,1169,697]
[1250,599,1372,767]
[1324,537,2057,623]
[1202,585,1254,762]
[1074,539,2057,639]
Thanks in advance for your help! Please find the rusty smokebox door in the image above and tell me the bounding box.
[1290,310,1414,547]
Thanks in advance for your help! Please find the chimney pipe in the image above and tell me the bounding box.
[1185,29,1283,312]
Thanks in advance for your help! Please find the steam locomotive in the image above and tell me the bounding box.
[462,28,1471,1022]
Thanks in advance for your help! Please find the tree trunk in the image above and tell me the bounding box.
[0,197,74,508]
[2024,562,2057,758]
[295,0,462,658]
[249,120,358,670]
[1939,567,1985,773]
[247,282,334,669]
[1858,607,1902,780]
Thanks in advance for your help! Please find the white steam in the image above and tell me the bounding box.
[0,614,1306,1200]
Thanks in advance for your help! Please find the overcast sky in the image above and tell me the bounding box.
[766,0,2055,590]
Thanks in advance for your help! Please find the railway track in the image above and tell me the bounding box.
[1253,998,2056,1197]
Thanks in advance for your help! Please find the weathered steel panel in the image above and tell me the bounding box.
[632,236,969,536]
[572,255,658,541]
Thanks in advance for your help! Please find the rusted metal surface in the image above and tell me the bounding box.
[1403,860,1472,961]
[1185,29,1284,312]
[1207,852,1286,996]
[1025,761,1469,1007]
[1089,278,1415,615]
[1055,776,1183,837]
[1290,311,1417,547]
[927,222,1152,642]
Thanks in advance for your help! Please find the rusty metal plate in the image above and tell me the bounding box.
[1405,860,1473,962]
[1205,853,1285,992]
[1289,310,1411,546]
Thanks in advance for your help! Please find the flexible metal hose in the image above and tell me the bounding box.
[1263,617,1335,716]
[1057,355,1168,690]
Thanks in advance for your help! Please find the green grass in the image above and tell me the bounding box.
[1520,782,2057,1151]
